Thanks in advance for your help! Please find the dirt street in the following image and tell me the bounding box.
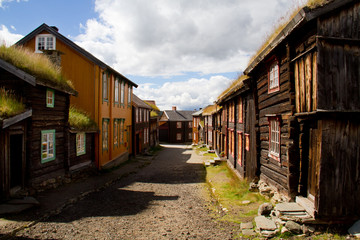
[14,145,238,239]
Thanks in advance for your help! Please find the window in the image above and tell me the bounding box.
[189,132,192,140]
[177,122,182,128]
[41,130,56,163]
[238,132,243,167]
[114,78,119,104]
[268,61,280,93]
[102,119,109,151]
[245,134,250,151]
[76,133,86,156]
[102,72,108,102]
[114,120,119,147]
[269,118,280,160]
[120,119,124,144]
[36,34,56,52]
[188,122,192,128]
[46,89,55,108]
[238,98,243,123]
[128,85,132,106]
[176,133,182,141]
[120,81,125,105]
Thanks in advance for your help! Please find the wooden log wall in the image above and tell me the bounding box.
[24,85,69,183]
[256,46,292,195]
[317,117,360,219]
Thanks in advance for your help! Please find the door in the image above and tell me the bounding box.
[9,134,24,192]
[307,128,321,202]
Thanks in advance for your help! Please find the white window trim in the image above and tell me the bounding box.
[269,118,280,160]
[76,132,86,156]
[35,34,56,53]
[269,61,279,92]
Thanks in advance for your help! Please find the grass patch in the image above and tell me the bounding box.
[0,44,74,93]
[0,87,25,119]
[203,152,217,158]
[205,162,268,224]
[69,106,98,131]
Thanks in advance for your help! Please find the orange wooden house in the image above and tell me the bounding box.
[16,23,138,169]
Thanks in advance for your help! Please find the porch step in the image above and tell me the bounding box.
[296,196,315,218]
[274,202,314,222]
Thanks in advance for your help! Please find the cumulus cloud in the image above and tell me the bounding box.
[134,75,233,110]
[0,25,23,46]
[75,0,303,77]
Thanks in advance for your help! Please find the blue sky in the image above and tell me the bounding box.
[0,0,304,110]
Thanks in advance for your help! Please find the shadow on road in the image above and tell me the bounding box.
[1,144,206,225]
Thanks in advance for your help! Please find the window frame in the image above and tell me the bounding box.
[76,132,86,156]
[238,98,243,123]
[113,119,119,147]
[237,131,243,167]
[127,85,132,107]
[41,129,56,163]
[114,77,119,104]
[35,34,56,53]
[102,72,108,102]
[46,89,55,108]
[120,80,125,106]
[268,117,281,161]
[268,60,280,93]
[102,118,109,152]
[176,133,182,141]
[176,122,182,129]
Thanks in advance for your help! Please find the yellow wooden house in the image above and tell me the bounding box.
[16,23,138,169]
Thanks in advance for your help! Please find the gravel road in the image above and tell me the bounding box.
[14,144,238,239]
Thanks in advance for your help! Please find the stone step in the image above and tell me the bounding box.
[296,196,315,218]
[255,216,277,231]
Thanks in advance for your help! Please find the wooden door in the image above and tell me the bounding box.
[9,133,24,194]
[307,128,321,202]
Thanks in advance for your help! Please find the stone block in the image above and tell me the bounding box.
[255,216,277,231]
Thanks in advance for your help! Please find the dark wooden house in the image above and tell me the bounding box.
[192,109,204,145]
[216,76,258,180]
[132,94,151,155]
[159,107,195,143]
[0,46,76,200]
[244,0,360,219]
[202,105,217,150]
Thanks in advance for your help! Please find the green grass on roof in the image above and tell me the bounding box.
[0,87,25,119]
[0,45,74,92]
[69,106,98,132]
[145,101,160,111]
[150,111,159,118]
[247,0,332,67]
[217,74,248,101]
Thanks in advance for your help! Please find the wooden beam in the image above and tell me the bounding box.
[2,109,32,129]
[0,59,36,86]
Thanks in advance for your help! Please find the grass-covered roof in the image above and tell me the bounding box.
[217,75,249,103]
[0,87,25,120]
[0,45,75,94]
[69,106,98,132]
[247,0,333,69]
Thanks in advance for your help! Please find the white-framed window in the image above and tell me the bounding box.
[35,34,56,53]
[269,118,280,161]
[268,61,279,93]
[46,89,55,108]
[176,133,182,141]
[102,72,108,102]
[114,78,119,104]
[177,122,182,128]
[41,130,56,163]
[76,132,86,156]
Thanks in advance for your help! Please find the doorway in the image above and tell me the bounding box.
[9,134,24,192]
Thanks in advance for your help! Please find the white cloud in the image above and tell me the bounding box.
[75,0,303,77]
[0,25,23,46]
[134,75,232,110]
[0,0,28,8]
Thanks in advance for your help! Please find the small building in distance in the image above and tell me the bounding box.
[132,94,151,156]
[159,107,195,143]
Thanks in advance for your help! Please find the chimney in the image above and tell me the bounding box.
[172,106,177,111]
[51,26,59,32]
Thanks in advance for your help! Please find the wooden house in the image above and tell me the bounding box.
[202,105,217,150]
[16,24,138,169]
[216,75,258,180]
[159,107,195,143]
[144,100,160,148]
[132,95,151,155]
[192,109,204,145]
[68,107,98,173]
[0,46,76,200]
[244,0,360,219]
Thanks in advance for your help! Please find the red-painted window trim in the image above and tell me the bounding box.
[238,98,243,123]
[237,131,243,167]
